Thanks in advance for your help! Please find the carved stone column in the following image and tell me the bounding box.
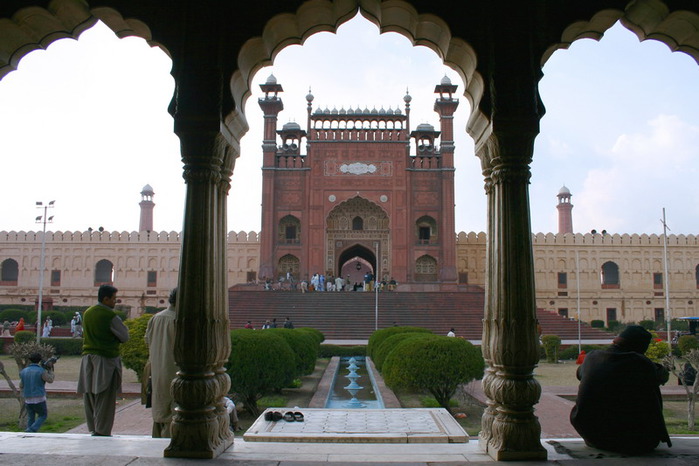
[164,130,234,458]
[477,129,546,460]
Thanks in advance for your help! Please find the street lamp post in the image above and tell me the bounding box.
[374,241,380,331]
[661,208,672,351]
[35,200,55,343]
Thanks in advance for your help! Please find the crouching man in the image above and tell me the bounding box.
[570,325,671,454]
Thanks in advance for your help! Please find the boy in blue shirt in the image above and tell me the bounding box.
[19,353,55,432]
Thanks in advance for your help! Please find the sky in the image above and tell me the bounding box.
[1,15,698,235]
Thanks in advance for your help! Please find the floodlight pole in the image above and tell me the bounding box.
[35,200,55,343]
[661,208,672,350]
[576,250,581,354]
[374,241,380,331]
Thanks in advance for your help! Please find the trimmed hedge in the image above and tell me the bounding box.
[228,329,296,416]
[40,337,84,355]
[367,326,432,359]
[558,344,607,360]
[297,327,325,344]
[318,344,366,358]
[266,328,319,376]
[372,332,435,371]
[382,335,485,412]
[14,330,35,344]
[591,320,604,328]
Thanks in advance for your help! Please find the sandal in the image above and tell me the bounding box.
[294,411,304,422]
[283,412,295,422]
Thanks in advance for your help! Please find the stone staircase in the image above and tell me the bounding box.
[228,287,613,341]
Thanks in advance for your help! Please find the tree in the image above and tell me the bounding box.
[541,335,562,363]
[120,314,153,382]
[367,326,432,359]
[382,335,485,412]
[663,349,699,430]
[5,341,55,430]
[227,329,296,416]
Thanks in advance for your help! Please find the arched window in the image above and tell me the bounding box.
[277,255,300,280]
[416,216,438,244]
[601,261,620,289]
[278,215,301,244]
[415,255,438,282]
[95,259,114,286]
[0,258,19,285]
[352,216,364,230]
[695,265,699,289]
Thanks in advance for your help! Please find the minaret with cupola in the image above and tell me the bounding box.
[557,186,574,234]
[258,74,285,280]
[139,184,155,232]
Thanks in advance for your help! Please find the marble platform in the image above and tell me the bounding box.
[244,408,468,443]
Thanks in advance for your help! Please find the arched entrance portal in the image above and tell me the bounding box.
[326,196,390,284]
[338,244,375,288]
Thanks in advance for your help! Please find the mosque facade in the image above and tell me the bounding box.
[2,83,699,325]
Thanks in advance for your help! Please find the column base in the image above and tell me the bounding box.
[164,435,234,459]
[479,436,547,461]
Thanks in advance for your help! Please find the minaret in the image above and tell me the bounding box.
[557,186,574,234]
[433,75,459,283]
[139,184,155,232]
[258,74,284,280]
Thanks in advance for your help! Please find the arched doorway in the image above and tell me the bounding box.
[326,196,390,282]
[338,244,376,288]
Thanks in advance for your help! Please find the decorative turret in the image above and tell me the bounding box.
[139,184,155,232]
[433,75,459,166]
[258,74,284,167]
[557,185,574,234]
[278,121,306,156]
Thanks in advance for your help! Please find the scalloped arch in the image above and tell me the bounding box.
[542,1,699,67]
[227,0,485,146]
[0,0,167,80]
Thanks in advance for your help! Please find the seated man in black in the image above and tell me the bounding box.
[570,325,671,454]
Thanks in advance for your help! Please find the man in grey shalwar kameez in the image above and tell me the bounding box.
[145,288,178,437]
[77,285,130,436]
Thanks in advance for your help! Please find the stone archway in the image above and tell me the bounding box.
[326,196,390,282]
[338,243,376,287]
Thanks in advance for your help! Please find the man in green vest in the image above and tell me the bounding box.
[77,284,129,436]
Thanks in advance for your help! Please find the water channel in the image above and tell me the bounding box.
[324,356,385,409]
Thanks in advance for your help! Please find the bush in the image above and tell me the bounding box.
[606,320,622,333]
[266,328,319,376]
[372,332,435,372]
[678,335,699,355]
[318,344,366,358]
[227,329,296,416]
[42,310,68,327]
[541,335,562,363]
[639,320,657,331]
[14,330,35,344]
[120,314,153,382]
[382,335,484,412]
[297,327,325,344]
[7,341,56,371]
[0,309,30,324]
[41,337,83,355]
[367,326,432,359]
[559,344,607,360]
[591,320,604,328]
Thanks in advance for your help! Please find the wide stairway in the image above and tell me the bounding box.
[228,286,612,341]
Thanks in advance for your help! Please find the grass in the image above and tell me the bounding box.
[0,354,139,433]
[0,354,139,384]
[533,360,580,386]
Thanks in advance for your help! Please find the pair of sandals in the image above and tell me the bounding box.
[264,410,304,422]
